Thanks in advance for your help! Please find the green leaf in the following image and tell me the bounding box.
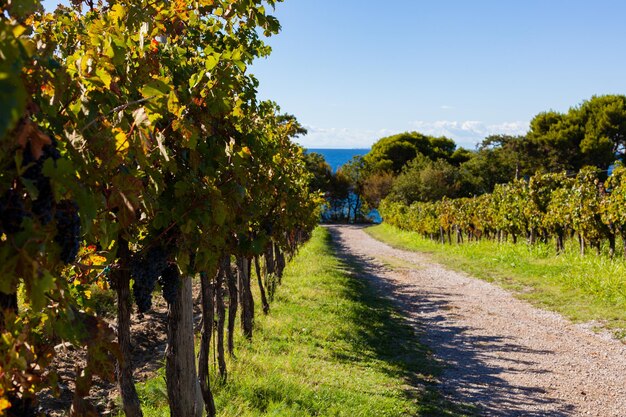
[141,77,171,98]
[74,187,98,233]
[21,178,39,200]
[176,252,190,273]
[0,73,27,140]
[189,71,206,89]
[8,0,40,20]
[212,201,227,226]
[167,91,181,116]
[98,220,119,251]
[174,181,189,198]
[95,67,112,89]
[68,99,82,117]
[28,270,55,311]
[205,54,220,71]
[233,60,246,72]
[43,158,71,178]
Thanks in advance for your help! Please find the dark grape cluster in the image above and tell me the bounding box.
[54,200,81,264]
[158,264,179,305]
[22,142,60,225]
[131,246,168,313]
[0,188,27,234]
[261,218,273,235]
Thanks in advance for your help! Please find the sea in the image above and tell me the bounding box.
[307,148,382,223]
[307,148,370,172]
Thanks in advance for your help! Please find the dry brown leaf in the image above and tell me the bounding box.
[15,119,52,160]
[31,126,52,160]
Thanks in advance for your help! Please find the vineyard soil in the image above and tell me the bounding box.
[39,282,203,416]
[330,224,626,416]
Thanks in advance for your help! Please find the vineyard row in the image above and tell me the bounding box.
[1,1,321,416]
[379,166,626,257]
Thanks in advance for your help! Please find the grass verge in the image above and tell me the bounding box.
[133,227,473,416]
[366,223,626,336]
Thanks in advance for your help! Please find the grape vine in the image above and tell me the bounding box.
[379,168,626,257]
[159,264,179,306]
[54,200,81,264]
[131,246,168,313]
[0,0,322,415]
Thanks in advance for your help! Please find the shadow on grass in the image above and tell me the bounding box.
[326,225,576,417]
[322,227,476,417]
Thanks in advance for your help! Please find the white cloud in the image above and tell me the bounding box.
[295,126,396,149]
[293,120,529,150]
[440,105,455,110]
[409,120,529,149]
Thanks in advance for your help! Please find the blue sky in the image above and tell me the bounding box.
[251,0,626,149]
[42,0,626,150]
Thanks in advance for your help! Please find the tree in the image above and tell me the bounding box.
[526,95,626,172]
[387,156,462,205]
[578,95,626,167]
[277,114,308,138]
[362,171,394,208]
[363,131,456,173]
[458,135,530,195]
[338,156,368,223]
[449,147,473,166]
[304,152,333,193]
[324,170,351,222]
[526,111,585,172]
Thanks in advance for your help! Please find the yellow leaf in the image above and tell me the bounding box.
[110,4,127,22]
[114,128,129,154]
[96,67,112,89]
[89,254,107,265]
[0,397,11,412]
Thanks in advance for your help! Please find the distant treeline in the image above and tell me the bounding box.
[305,94,626,223]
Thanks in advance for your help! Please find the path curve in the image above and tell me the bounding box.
[328,224,626,417]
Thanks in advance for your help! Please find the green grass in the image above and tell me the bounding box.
[133,227,473,416]
[366,223,626,336]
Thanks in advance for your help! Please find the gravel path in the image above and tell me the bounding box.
[328,224,626,417]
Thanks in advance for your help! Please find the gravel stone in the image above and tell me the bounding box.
[328,224,626,417]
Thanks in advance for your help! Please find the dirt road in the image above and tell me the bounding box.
[328,224,626,417]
